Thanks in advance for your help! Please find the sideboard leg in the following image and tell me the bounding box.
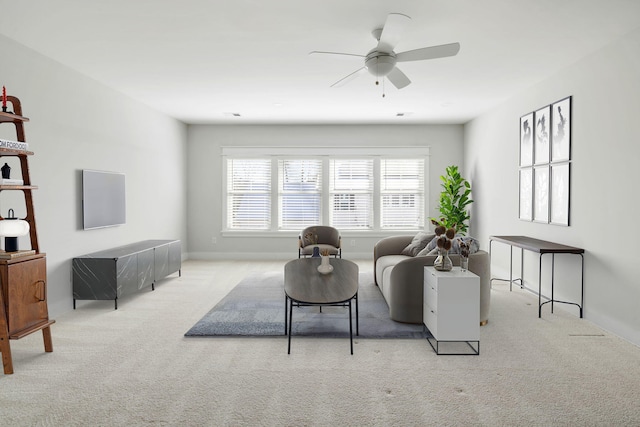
[1,336,13,374]
[42,326,53,352]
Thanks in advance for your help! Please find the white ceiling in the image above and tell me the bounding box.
[2,0,640,125]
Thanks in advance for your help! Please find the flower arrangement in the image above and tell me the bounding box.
[320,249,330,257]
[434,225,456,254]
[458,238,471,258]
[433,225,456,271]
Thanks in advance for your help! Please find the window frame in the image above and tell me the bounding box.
[222,146,430,234]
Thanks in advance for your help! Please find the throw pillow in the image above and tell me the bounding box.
[401,232,435,256]
[417,235,481,256]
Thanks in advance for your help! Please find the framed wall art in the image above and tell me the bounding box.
[520,112,534,166]
[533,165,549,223]
[550,163,570,226]
[551,96,571,162]
[519,96,572,225]
[534,105,550,165]
[519,167,533,221]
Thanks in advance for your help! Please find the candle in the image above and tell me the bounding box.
[2,86,6,108]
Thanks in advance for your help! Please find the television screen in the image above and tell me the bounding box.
[82,170,126,230]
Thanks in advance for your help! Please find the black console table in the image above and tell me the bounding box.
[72,240,181,309]
[489,236,584,318]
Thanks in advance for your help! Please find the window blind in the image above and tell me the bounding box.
[380,159,425,229]
[329,159,374,229]
[278,159,322,229]
[227,159,271,230]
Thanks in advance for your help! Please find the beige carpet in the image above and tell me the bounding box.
[2,259,640,426]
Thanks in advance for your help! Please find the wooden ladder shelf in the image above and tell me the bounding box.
[0,95,54,374]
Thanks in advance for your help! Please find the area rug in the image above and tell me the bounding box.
[184,271,425,339]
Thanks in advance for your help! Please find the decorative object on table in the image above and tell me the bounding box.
[2,86,7,113]
[317,249,333,274]
[458,237,470,271]
[518,96,572,226]
[431,165,473,235]
[1,162,10,179]
[311,246,321,258]
[0,209,30,252]
[433,225,455,271]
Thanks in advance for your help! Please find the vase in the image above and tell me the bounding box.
[311,246,320,258]
[460,256,469,272]
[317,255,333,274]
[434,249,453,271]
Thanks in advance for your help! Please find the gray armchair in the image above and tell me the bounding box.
[299,226,341,258]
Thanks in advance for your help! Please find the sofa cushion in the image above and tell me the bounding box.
[375,255,411,295]
[400,232,435,256]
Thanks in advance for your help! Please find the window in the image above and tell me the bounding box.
[223,147,429,232]
[329,159,373,229]
[226,159,271,230]
[278,159,322,229]
[380,159,424,229]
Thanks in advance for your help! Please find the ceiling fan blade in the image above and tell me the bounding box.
[396,42,461,62]
[330,67,367,87]
[309,51,366,59]
[386,67,411,89]
[377,13,411,52]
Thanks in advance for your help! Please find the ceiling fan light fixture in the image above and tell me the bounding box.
[365,51,397,77]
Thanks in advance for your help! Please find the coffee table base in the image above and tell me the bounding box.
[285,295,358,355]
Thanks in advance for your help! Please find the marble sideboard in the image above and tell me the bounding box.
[72,240,181,309]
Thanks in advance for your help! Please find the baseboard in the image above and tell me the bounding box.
[186,251,373,261]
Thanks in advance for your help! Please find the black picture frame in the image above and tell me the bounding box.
[519,95,572,225]
[534,105,551,165]
[551,96,571,162]
[550,163,570,226]
[519,167,533,221]
[533,165,549,223]
[520,112,534,167]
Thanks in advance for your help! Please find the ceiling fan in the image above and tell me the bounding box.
[310,13,460,94]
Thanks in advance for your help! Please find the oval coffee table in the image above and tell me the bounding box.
[284,258,359,354]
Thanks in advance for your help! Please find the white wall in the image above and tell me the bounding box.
[465,27,640,345]
[187,124,463,259]
[0,35,188,317]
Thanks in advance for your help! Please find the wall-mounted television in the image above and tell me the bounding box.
[82,169,126,230]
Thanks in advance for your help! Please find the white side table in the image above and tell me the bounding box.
[423,266,480,355]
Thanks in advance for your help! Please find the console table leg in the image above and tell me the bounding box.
[520,248,524,288]
[538,254,543,318]
[509,246,513,291]
[580,254,585,318]
[551,254,556,314]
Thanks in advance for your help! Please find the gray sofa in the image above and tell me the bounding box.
[374,235,491,325]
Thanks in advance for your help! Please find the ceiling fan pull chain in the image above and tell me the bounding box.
[375,58,380,85]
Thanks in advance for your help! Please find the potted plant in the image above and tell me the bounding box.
[431,165,473,235]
